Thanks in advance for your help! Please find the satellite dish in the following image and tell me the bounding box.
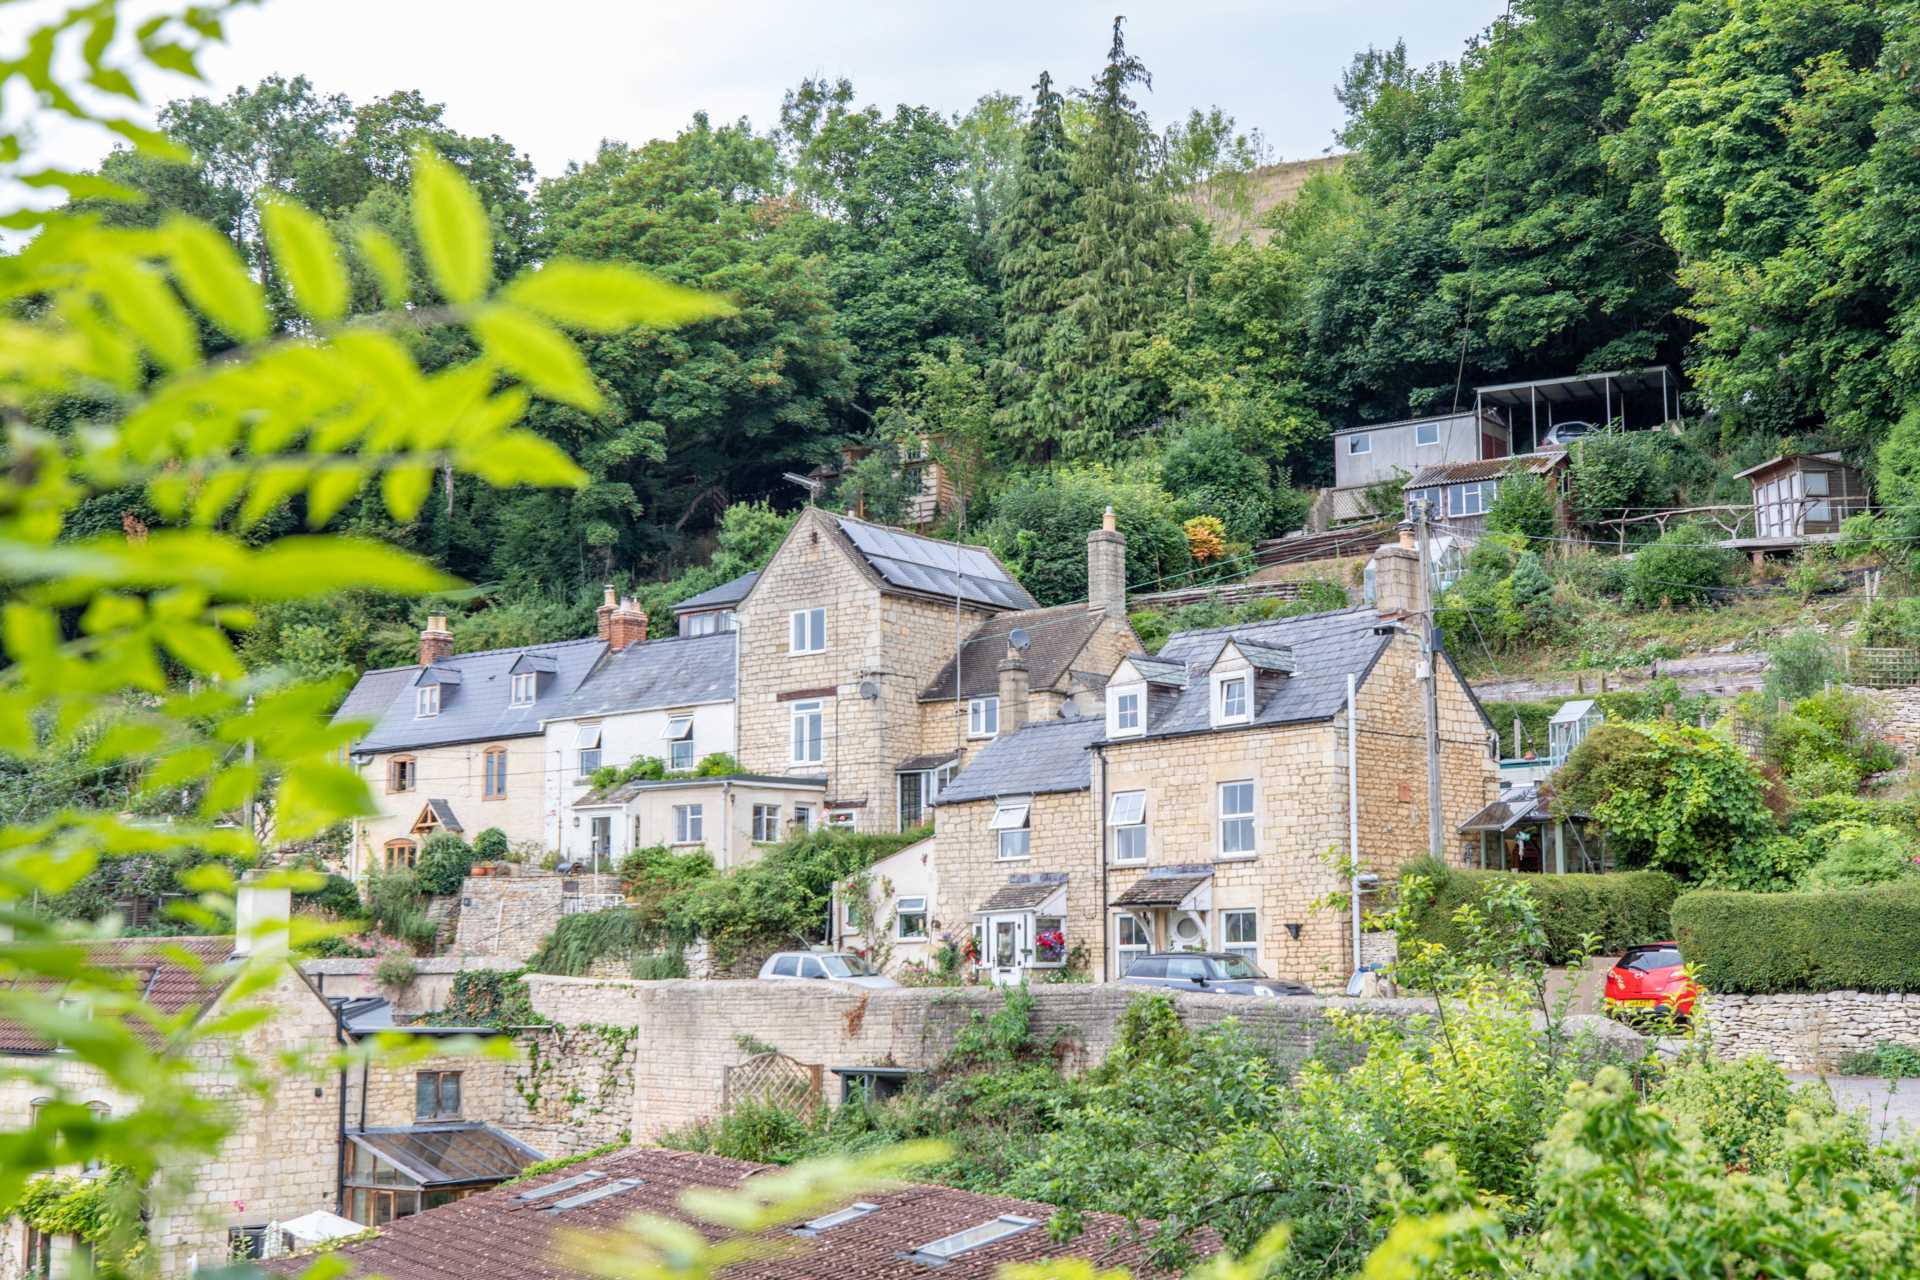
[858,680,880,700]
[1008,627,1031,652]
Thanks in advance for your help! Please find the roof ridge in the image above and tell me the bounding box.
[1163,605,1375,643]
[432,635,605,664]
[829,509,998,557]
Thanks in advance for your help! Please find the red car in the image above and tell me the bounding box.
[1605,942,1698,1022]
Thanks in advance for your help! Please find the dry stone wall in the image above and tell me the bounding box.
[1703,991,1920,1071]
[450,872,621,961]
[523,976,1642,1141]
[499,1021,641,1156]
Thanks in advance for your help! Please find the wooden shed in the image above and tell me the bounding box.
[1732,452,1870,551]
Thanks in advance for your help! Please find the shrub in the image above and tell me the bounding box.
[1804,826,1918,890]
[1651,1052,1856,1174]
[630,949,690,980]
[1625,520,1737,609]
[1671,881,1920,991]
[1854,596,1920,650]
[374,952,417,991]
[1484,472,1557,541]
[1784,544,1844,599]
[1763,629,1837,704]
[295,873,363,920]
[471,828,511,862]
[1554,549,1630,599]
[1837,1042,1920,1076]
[415,833,475,895]
[1834,510,1895,561]
[1553,721,1781,886]
[1401,858,1681,963]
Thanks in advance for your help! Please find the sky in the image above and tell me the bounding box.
[18,0,1506,183]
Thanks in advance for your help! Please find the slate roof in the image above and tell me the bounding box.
[920,604,1107,702]
[672,570,759,614]
[1404,452,1566,488]
[935,717,1104,806]
[980,875,1069,912]
[0,936,235,1054]
[264,1146,1203,1280]
[420,799,463,833]
[339,637,606,754]
[831,514,1038,612]
[547,632,735,723]
[1120,608,1396,741]
[1112,873,1211,908]
[1128,655,1189,687]
[332,666,414,729]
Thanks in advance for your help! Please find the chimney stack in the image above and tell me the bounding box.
[596,584,618,643]
[418,614,452,667]
[1368,542,1421,618]
[608,598,650,652]
[1087,505,1127,619]
[233,878,291,958]
[998,642,1030,736]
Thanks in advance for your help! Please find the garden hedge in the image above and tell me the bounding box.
[1402,858,1681,963]
[1670,882,1920,992]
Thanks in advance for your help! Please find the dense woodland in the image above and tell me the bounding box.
[34,0,1920,676]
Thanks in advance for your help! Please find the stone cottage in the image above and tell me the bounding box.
[933,544,1501,989]
[333,604,625,877]
[0,887,536,1278]
[729,508,1040,834]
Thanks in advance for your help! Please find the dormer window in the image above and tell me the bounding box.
[1214,674,1250,725]
[1108,684,1144,738]
[510,672,537,707]
[415,685,439,718]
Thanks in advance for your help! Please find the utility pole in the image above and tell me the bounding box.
[1416,502,1443,860]
[242,694,257,843]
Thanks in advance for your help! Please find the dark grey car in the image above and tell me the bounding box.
[1118,952,1313,997]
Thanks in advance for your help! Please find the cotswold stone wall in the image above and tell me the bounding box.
[302,954,525,1014]
[499,1021,641,1157]
[1703,991,1920,1071]
[523,976,1642,1141]
[449,873,621,961]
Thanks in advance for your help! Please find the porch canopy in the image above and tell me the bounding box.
[978,874,1067,915]
[1111,870,1212,912]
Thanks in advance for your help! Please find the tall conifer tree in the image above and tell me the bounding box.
[992,70,1080,458]
[1061,16,1179,455]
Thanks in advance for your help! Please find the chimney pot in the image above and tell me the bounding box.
[608,600,650,652]
[597,585,619,643]
[1102,505,1117,533]
[418,614,453,667]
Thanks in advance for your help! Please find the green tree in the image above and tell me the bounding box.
[993,70,1082,457]
[1058,18,1181,454]
[982,467,1192,606]
[1625,519,1737,608]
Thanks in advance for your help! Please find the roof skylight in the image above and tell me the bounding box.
[904,1214,1039,1264]
[513,1171,603,1203]
[793,1201,881,1236]
[543,1177,644,1212]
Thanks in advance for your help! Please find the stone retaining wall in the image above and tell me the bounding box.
[500,1021,640,1156]
[450,872,623,960]
[523,976,1641,1140]
[1704,991,1920,1071]
[301,954,524,1015]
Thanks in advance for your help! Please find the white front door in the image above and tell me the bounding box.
[985,913,1027,985]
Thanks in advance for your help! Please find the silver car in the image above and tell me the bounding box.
[757,951,899,989]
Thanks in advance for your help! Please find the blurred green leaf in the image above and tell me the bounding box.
[260,196,347,324]
[470,304,602,411]
[410,147,490,304]
[165,216,269,343]
[504,260,734,332]
[353,225,411,309]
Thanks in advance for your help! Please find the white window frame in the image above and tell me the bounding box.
[991,797,1031,861]
[789,607,827,654]
[967,696,999,739]
[670,738,696,771]
[1115,913,1151,974]
[574,722,603,775]
[895,896,928,940]
[792,804,814,833]
[1223,908,1258,963]
[1218,780,1256,858]
[661,714,694,741]
[1108,684,1144,737]
[751,804,781,843]
[509,671,536,707]
[1347,433,1371,455]
[673,804,704,845]
[415,685,439,718]
[791,699,824,764]
[1448,480,1496,518]
[1414,421,1440,447]
[1213,673,1250,726]
[826,809,856,829]
[589,815,612,859]
[1108,790,1147,863]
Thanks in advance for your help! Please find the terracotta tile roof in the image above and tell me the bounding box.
[265,1146,1210,1280]
[0,935,235,1054]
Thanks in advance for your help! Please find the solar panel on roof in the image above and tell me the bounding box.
[835,519,1034,610]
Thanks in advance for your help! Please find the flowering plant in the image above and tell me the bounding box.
[1035,929,1066,961]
